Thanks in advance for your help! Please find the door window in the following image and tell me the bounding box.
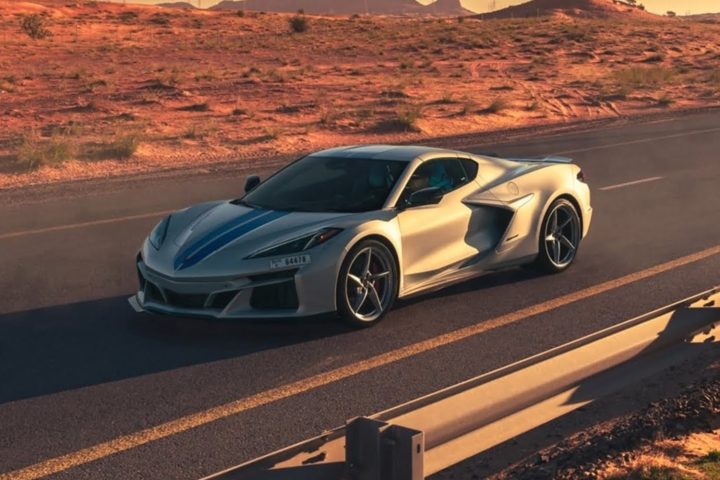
[400,158,477,206]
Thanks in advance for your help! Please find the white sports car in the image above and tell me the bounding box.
[130,145,592,327]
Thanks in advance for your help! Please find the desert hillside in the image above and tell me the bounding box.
[478,0,657,19]
[158,2,197,9]
[0,0,719,188]
[211,0,473,16]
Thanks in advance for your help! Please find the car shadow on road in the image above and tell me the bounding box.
[0,265,546,405]
[394,265,545,310]
[0,296,350,405]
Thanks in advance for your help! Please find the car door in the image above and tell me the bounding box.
[396,157,480,285]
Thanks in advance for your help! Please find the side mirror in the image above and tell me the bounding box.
[244,175,261,193]
[407,187,444,208]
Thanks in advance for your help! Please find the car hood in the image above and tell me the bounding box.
[152,201,354,274]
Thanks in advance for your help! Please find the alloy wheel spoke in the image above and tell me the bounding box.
[559,234,576,251]
[370,271,390,281]
[351,288,368,312]
[558,215,572,230]
[552,239,561,263]
[362,249,373,277]
[551,210,558,231]
[367,284,383,311]
[347,274,364,288]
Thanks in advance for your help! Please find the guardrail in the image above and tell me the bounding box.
[202,287,720,480]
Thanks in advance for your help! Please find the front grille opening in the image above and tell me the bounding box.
[164,290,208,309]
[209,290,240,310]
[145,282,164,303]
[137,266,147,292]
[248,268,298,283]
[250,281,299,310]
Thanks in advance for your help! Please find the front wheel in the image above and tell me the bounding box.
[336,239,398,328]
[534,198,582,273]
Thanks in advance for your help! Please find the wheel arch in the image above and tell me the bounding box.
[334,233,402,311]
[354,234,402,285]
[533,193,583,272]
[530,191,584,258]
[553,193,584,234]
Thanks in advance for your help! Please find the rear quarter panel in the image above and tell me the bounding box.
[481,162,585,260]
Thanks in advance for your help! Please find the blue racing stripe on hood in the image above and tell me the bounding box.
[174,207,267,270]
[175,209,289,270]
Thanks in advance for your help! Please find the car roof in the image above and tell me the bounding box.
[310,145,465,162]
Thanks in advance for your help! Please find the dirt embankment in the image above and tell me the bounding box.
[496,357,720,479]
[1,0,720,189]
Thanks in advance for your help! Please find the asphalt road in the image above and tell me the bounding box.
[0,112,719,480]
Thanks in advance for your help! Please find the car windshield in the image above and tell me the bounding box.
[241,156,408,213]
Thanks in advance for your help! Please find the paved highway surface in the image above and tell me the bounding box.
[0,112,719,479]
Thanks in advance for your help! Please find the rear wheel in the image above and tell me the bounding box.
[534,198,581,273]
[337,239,398,328]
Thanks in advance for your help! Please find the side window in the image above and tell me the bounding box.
[401,158,475,205]
[460,159,479,182]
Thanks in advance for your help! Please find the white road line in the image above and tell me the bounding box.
[599,176,664,191]
[1,124,718,241]
[0,210,175,241]
[555,126,720,155]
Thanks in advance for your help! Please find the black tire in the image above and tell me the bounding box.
[336,239,399,328]
[534,198,582,273]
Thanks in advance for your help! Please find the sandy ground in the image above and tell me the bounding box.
[1,0,720,189]
[603,431,720,479]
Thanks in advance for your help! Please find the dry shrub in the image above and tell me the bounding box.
[483,97,509,114]
[18,135,73,170]
[383,106,422,132]
[21,14,50,39]
[289,15,308,33]
[102,134,141,159]
[613,66,675,90]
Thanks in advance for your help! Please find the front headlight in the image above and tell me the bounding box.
[148,216,171,250]
[248,228,342,259]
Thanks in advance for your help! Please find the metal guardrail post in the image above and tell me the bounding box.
[346,418,424,480]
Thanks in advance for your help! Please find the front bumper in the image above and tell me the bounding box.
[130,257,339,319]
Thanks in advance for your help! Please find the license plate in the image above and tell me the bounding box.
[270,254,311,269]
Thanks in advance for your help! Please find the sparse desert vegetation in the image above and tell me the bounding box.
[288,13,309,33]
[20,14,51,39]
[1,0,720,187]
[17,135,74,170]
[604,441,720,480]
